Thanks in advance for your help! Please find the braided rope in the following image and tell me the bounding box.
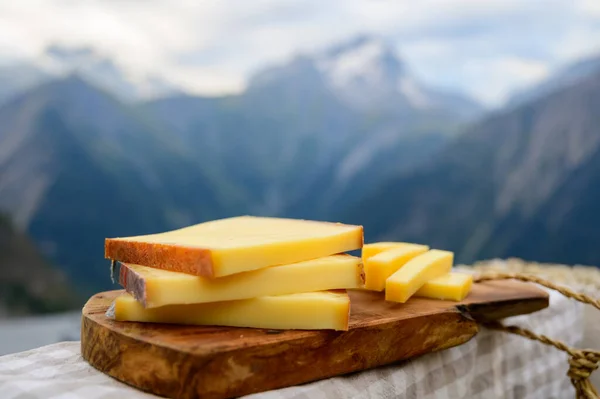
[475,272,600,399]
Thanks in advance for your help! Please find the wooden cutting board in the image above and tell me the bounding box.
[81,281,548,399]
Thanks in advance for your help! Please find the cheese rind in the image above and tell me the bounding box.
[415,272,473,301]
[120,254,364,307]
[105,216,363,278]
[111,291,351,331]
[362,242,406,262]
[385,250,454,303]
[364,244,429,291]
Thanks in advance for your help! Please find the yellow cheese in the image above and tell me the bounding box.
[362,242,406,262]
[110,291,351,331]
[415,272,473,301]
[364,244,429,291]
[120,255,364,307]
[385,249,454,303]
[106,216,363,278]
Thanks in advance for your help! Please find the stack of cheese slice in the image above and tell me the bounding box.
[104,216,364,331]
[362,242,473,303]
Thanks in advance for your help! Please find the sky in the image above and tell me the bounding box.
[0,0,599,106]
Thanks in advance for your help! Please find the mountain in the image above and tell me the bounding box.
[313,35,482,122]
[509,52,600,107]
[0,75,238,294]
[0,213,79,317]
[251,35,481,130]
[143,36,481,218]
[345,70,600,266]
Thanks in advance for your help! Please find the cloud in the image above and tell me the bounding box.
[581,0,600,16]
[0,1,231,90]
[464,57,550,105]
[392,0,600,105]
[0,0,598,104]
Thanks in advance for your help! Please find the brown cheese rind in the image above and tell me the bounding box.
[105,239,214,277]
[119,263,149,307]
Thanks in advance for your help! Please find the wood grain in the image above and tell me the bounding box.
[81,280,548,399]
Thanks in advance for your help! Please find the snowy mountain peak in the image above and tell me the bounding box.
[316,35,440,111]
[317,36,402,90]
[309,35,481,117]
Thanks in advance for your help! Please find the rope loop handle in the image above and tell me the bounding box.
[475,272,600,399]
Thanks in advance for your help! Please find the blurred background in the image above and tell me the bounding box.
[1,0,599,353]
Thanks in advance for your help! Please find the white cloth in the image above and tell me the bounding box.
[0,290,584,399]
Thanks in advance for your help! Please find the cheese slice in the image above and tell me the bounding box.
[105,216,363,278]
[415,272,473,301]
[362,242,406,262]
[364,244,429,291]
[120,254,364,307]
[385,250,454,303]
[110,291,351,331]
